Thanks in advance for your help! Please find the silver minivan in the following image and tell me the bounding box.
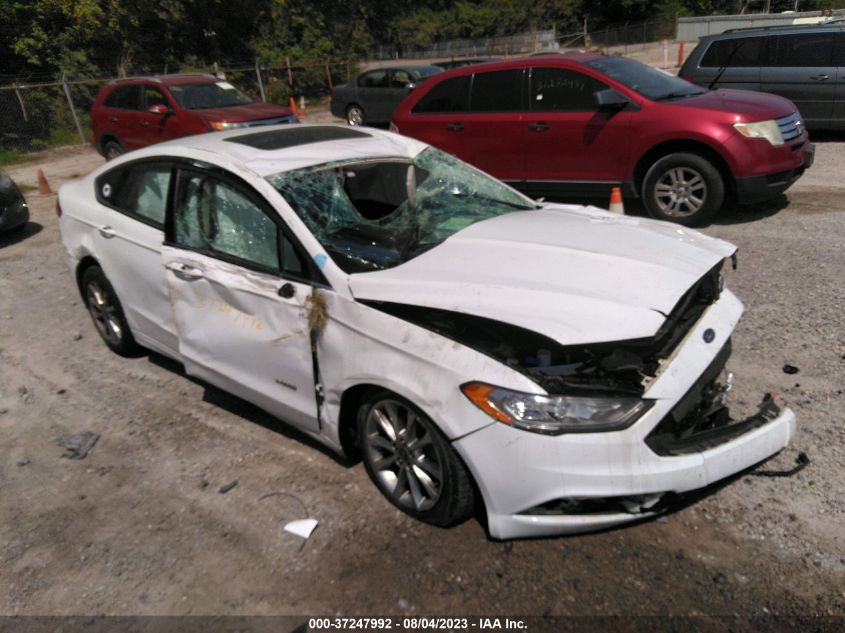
[680,24,845,129]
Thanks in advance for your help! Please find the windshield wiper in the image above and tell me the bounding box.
[708,41,745,90]
[654,90,705,101]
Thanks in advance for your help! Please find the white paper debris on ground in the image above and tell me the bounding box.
[284,518,318,539]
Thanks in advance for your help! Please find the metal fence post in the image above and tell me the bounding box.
[255,60,266,101]
[62,73,86,144]
[14,84,28,121]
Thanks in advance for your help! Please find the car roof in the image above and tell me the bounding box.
[705,22,844,38]
[122,124,429,177]
[107,73,220,86]
[436,51,606,75]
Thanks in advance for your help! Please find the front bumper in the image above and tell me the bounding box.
[452,290,797,540]
[734,142,814,204]
[0,199,29,232]
[458,399,794,540]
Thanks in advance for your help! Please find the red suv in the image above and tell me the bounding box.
[91,74,297,160]
[391,53,814,225]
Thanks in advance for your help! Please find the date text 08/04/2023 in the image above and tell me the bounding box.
[307,617,528,630]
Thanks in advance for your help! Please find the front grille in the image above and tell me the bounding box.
[777,112,804,142]
[646,339,781,456]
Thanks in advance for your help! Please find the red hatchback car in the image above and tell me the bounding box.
[90,74,297,160]
[391,53,814,225]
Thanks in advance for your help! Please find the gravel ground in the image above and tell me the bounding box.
[1,130,843,618]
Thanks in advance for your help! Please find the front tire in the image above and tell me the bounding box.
[81,266,138,356]
[358,390,474,527]
[346,104,365,126]
[642,152,724,226]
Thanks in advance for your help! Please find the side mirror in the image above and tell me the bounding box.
[148,103,172,115]
[593,88,629,110]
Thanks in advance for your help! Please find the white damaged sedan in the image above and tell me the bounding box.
[58,125,795,539]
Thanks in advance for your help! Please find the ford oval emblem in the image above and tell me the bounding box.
[703,328,716,343]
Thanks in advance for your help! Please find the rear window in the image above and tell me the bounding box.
[103,85,140,110]
[765,33,835,67]
[95,160,172,228]
[470,69,524,112]
[412,76,471,113]
[700,37,764,67]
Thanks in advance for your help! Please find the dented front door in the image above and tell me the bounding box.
[162,168,318,431]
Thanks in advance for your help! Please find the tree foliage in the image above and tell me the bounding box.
[0,0,836,80]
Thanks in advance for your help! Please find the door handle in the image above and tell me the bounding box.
[165,262,204,280]
[139,120,149,126]
[108,116,118,123]
[810,74,829,81]
[446,122,464,131]
[278,283,296,299]
[98,225,116,238]
[528,122,551,131]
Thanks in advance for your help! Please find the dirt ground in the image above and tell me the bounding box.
[1,127,844,619]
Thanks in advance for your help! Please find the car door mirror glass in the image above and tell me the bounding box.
[148,103,172,115]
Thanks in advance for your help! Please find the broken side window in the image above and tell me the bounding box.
[174,173,279,270]
[267,147,537,273]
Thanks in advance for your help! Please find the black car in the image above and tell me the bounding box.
[680,23,845,129]
[330,65,443,126]
[433,57,498,70]
[0,172,29,233]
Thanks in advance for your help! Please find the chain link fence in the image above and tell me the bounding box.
[0,17,677,162]
[0,60,355,161]
[373,18,676,61]
[374,29,559,60]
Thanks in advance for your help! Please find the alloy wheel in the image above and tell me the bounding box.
[86,281,123,346]
[363,399,443,511]
[654,166,707,217]
[346,106,364,126]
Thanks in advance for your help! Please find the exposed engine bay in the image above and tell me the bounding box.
[364,262,725,397]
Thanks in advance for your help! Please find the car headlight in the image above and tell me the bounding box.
[733,120,783,146]
[461,382,654,435]
[208,121,246,131]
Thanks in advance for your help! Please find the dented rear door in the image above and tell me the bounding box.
[162,166,318,431]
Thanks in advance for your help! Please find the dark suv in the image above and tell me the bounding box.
[680,24,845,129]
[90,74,297,159]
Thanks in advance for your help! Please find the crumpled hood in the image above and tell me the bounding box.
[349,206,736,346]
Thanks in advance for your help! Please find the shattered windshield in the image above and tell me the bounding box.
[266,147,537,273]
[167,81,253,109]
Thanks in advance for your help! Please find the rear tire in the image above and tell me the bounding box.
[358,390,474,527]
[642,152,724,226]
[103,140,124,161]
[81,265,138,356]
[346,104,365,126]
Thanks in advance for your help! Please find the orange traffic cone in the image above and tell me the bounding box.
[289,97,300,117]
[37,168,53,195]
[608,186,624,214]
